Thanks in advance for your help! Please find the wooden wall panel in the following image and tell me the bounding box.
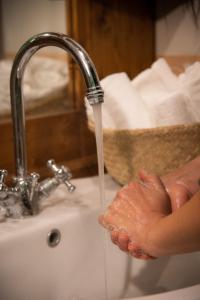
[66,0,155,107]
[161,55,200,75]
[0,111,97,182]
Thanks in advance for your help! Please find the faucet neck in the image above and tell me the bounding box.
[10,32,104,178]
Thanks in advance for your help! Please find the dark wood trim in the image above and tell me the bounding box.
[66,0,155,105]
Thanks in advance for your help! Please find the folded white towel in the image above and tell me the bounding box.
[86,72,152,129]
[179,62,200,122]
[131,58,179,105]
[86,59,196,130]
[152,90,193,127]
[152,58,179,91]
[131,58,193,127]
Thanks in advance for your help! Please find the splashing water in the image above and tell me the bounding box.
[92,103,109,300]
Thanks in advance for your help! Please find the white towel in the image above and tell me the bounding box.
[131,58,179,105]
[179,62,200,122]
[131,58,193,127]
[152,90,193,127]
[86,59,195,130]
[86,72,152,129]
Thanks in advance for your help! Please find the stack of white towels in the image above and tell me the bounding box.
[86,58,200,129]
[0,56,69,116]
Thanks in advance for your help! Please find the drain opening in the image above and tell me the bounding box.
[47,229,61,247]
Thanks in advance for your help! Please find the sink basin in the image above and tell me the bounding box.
[132,284,200,300]
[0,175,199,300]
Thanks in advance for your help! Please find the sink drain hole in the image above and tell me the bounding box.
[47,229,61,247]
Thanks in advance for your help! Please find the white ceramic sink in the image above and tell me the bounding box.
[132,284,200,300]
[0,175,199,300]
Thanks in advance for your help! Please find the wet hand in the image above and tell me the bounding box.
[165,182,192,211]
[162,157,200,210]
[99,170,171,259]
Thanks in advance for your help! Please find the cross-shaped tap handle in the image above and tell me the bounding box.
[0,169,7,183]
[0,170,8,199]
[47,159,75,193]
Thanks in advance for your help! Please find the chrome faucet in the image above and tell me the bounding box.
[0,32,104,217]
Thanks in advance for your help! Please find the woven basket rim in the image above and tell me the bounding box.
[88,118,200,136]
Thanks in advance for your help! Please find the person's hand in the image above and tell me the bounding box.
[99,170,171,259]
[164,182,192,211]
[100,156,200,258]
[162,156,200,210]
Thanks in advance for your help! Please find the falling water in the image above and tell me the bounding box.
[92,103,109,300]
[92,103,106,208]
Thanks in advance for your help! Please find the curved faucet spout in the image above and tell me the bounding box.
[10,32,104,179]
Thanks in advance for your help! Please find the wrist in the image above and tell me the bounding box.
[141,215,167,258]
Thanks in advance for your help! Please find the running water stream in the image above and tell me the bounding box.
[92,103,109,300]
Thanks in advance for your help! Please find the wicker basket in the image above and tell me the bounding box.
[88,118,200,185]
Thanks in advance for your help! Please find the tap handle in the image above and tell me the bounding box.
[28,172,40,215]
[47,159,60,174]
[0,169,8,184]
[0,169,8,191]
[60,170,76,193]
[28,172,40,195]
[47,159,75,193]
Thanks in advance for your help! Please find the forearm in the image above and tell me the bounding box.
[148,191,200,257]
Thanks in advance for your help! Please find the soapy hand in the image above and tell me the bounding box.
[163,182,192,211]
[100,156,200,259]
[162,156,200,211]
[99,170,171,259]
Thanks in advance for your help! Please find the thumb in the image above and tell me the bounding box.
[167,183,191,212]
[139,169,171,213]
[139,169,165,191]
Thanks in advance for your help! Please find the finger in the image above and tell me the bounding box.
[128,241,140,257]
[168,184,191,211]
[139,254,157,260]
[128,242,155,260]
[111,198,133,219]
[128,247,145,259]
[99,215,115,230]
[145,254,157,260]
[129,251,151,260]
[139,169,165,191]
[99,214,108,227]
[110,230,119,244]
[117,232,129,251]
[100,210,127,232]
[105,197,133,224]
